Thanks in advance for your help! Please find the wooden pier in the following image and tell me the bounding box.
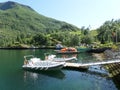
[64,59,120,70]
[64,62,88,70]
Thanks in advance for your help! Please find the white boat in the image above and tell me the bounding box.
[22,55,65,71]
[47,55,77,62]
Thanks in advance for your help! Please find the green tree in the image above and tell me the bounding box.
[32,33,49,46]
[97,19,120,44]
[70,34,80,46]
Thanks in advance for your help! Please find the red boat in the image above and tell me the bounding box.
[57,47,79,54]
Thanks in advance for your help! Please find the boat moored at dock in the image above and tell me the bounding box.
[22,55,65,71]
[46,54,77,62]
[56,47,79,54]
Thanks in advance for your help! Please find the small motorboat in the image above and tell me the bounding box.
[56,47,79,54]
[77,47,92,52]
[22,55,65,71]
[47,54,77,62]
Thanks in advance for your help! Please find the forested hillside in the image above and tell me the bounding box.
[0,1,80,48]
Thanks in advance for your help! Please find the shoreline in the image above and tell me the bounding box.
[0,47,112,54]
[0,47,56,50]
[0,46,56,50]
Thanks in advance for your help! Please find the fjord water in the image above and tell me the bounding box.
[0,49,117,90]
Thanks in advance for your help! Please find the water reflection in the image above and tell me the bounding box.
[112,74,120,90]
[24,71,38,82]
[0,49,118,90]
[24,70,65,81]
[88,65,109,77]
[60,54,77,58]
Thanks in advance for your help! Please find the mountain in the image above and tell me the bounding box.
[0,1,33,10]
[0,1,80,47]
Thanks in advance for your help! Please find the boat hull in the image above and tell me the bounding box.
[22,63,64,71]
[77,48,92,52]
[57,51,79,54]
[52,57,77,62]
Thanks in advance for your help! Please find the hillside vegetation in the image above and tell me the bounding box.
[0,1,120,48]
[0,1,80,47]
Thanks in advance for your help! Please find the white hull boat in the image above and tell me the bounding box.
[47,55,77,62]
[22,55,65,71]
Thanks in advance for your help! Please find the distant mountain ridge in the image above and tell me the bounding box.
[0,1,33,10]
[0,1,79,32]
[0,1,80,47]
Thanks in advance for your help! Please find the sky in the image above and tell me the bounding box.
[1,0,120,29]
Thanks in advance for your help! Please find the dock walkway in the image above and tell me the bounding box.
[64,59,120,69]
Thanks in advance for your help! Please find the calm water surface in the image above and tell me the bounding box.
[0,49,118,90]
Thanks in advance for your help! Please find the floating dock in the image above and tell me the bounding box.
[63,59,120,71]
[64,62,88,70]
